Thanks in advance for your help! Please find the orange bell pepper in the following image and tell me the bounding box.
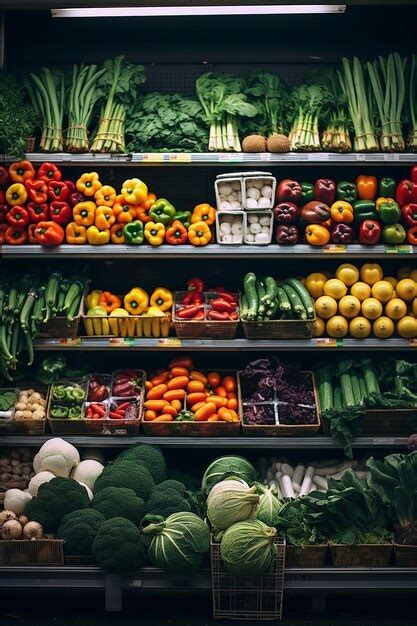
[98,291,122,313]
[95,206,115,230]
[330,201,354,223]
[356,175,377,200]
[110,223,125,244]
[94,185,117,207]
[9,160,35,183]
[113,195,136,224]
[73,201,96,226]
[188,221,212,246]
[76,172,101,197]
[305,224,330,246]
[66,222,87,244]
[191,203,216,226]
[136,193,157,223]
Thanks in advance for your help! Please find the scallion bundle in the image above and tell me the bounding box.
[25,68,65,152]
[65,64,106,152]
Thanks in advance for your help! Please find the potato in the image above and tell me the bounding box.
[32,410,45,420]
[22,411,32,419]
[25,389,35,396]
[39,399,46,407]
[30,393,41,402]
[30,403,43,412]
[15,403,27,411]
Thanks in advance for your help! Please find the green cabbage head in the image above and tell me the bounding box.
[220,519,277,577]
[207,479,259,531]
[256,485,283,527]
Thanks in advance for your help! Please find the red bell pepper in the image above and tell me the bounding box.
[313,179,336,205]
[69,191,86,208]
[24,179,48,204]
[6,205,29,227]
[273,202,299,224]
[407,225,417,245]
[0,224,8,244]
[410,166,417,185]
[34,221,65,247]
[401,203,417,227]
[38,162,62,183]
[4,226,27,245]
[27,202,49,223]
[49,201,72,225]
[27,223,37,244]
[64,179,76,193]
[0,191,8,222]
[47,180,70,202]
[396,179,417,205]
[0,166,10,188]
[187,278,205,292]
[276,179,302,203]
[359,219,382,245]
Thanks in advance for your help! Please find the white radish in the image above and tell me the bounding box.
[292,465,305,492]
[299,466,315,496]
[313,475,328,490]
[280,474,295,498]
[314,460,358,477]
[281,463,294,477]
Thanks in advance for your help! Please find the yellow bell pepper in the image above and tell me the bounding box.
[85,305,109,336]
[86,289,103,309]
[95,206,115,230]
[76,172,102,197]
[150,287,173,312]
[376,196,394,210]
[191,203,216,226]
[73,201,96,226]
[6,183,27,206]
[188,220,212,246]
[66,222,87,244]
[144,221,165,246]
[94,185,117,207]
[124,287,149,314]
[86,225,110,245]
[121,178,148,205]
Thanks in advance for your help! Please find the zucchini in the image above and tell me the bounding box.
[340,372,356,408]
[285,278,315,319]
[358,376,367,402]
[243,273,258,320]
[256,279,266,301]
[282,284,307,320]
[276,287,291,313]
[241,294,249,320]
[362,363,380,396]
[262,276,279,306]
[351,374,362,405]
[264,299,279,320]
[46,273,61,309]
[317,367,333,413]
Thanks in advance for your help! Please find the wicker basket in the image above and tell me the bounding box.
[173,292,239,339]
[36,285,87,339]
[142,370,241,437]
[241,295,315,339]
[0,384,49,436]
[211,537,285,621]
[329,543,392,567]
[362,408,414,436]
[393,543,417,567]
[285,544,327,567]
[0,540,65,566]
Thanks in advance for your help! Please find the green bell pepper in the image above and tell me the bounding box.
[50,406,68,419]
[123,220,144,245]
[378,177,396,198]
[337,181,357,203]
[300,182,313,204]
[378,200,401,225]
[149,199,176,226]
[68,406,82,420]
[52,385,66,401]
[382,223,406,244]
[174,210,192,228]
[66,385,85,403]
[353,200,378,226]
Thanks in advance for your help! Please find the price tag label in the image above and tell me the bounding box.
[373,438,395,445]
[309,153,329,161]
[218,153,243,162]
[323,244,347,253]
[409,339,417,347]
[314,338,343,348]
[142,153,164,163]
[109,337,136,347]
[260,153,271,161]
[168,153,191,163]
[158,338,182,348]
[383,153,400,161]
[59,337,82,346]
[384,245,413,254]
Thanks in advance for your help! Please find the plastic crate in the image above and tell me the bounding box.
[216,210,246,245]
[211,537,285,621]
[173,292,239,339]
[243,174,276,211]
[329,543,392,567]
[245,211,273,245]
[0,540,64,566]
[285,544,327,567]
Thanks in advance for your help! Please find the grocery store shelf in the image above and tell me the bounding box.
[2,243,416,259]
[0,435,408,448]
[4,152,417,166]
[33,337,417,351]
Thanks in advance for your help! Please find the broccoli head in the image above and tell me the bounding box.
[94,461,154,501]
[116,444,166,484]
[154,480,187,496]
[92,516,147,573]
[25,477,90,533]
[57,509,105,555]
[146,488,191,518]
[92,487,145,525]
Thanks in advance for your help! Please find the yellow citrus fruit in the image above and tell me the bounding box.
[397,316,417,339]
[384,276,398,288]
[305,273,328,299]
[326,316,349,338]
[397,266,413,280]
[385,298,407,320]
[361,297,383,320]
[323,279,348,300]
[373,317,395,339]
[350,282,371,301]
[396,279,417,302]
[338,295,361,319]
[371,280,394,303]
[312,317,325,337]
[412,297,417,317]
[335,263,360,287]
[409,269,417,283]
[349,317,371,339]
[314,296,338,319]
[360,263,383,286]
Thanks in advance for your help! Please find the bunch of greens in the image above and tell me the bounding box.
[196,72,257,151]
[0,74,36,157]
[363,359,417,423]
[243,71,287,138]
[25,68,65,152]
[406,55,417,150]
[65,64,106,152]
[126,93,208,152]
[287,81,332,151]
[90,56,146,153]
[275,498,323,546]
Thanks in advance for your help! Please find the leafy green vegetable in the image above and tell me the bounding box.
[94,461,155,500]
[244,72,287,138]
[256,484,283,527]
[66,64,106,152]
[116,444,166,484]
[202,455,257,492]
[220,519,277,577]
[275,498,323,546]
[0,74,36,157]
[26,477,90,533]
[92,487,145,525]
[25,68,65,152]
[287,81,332,151]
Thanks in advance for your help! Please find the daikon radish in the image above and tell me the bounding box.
[292,465,305,492]
[280,474,295,498]
[281,463,294,477]
[312,475,328,490]
[314,460,358,477]
[299,466,315,496]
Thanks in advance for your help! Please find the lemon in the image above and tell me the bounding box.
[385,298,407,320]
[397,316,417,339]
[384,276,398,288]
[349,317,371,339]
[412,297,417,317]
[350,282,371,301]
[397,266,413,280]
[338,295,361,319]
[361,297,383,320]
[312,317,325,337]
[305,273,328,299]
[335,263,360,287]
[326,315,348,338]
[373,317,395,339]
[314,296,338,319]
[395,279,417,302]
[371,280,394,303]
[360,263,383,286]
[410,269,417,283]
[323,279,347,300]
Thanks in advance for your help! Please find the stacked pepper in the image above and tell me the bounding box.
[175,278,239,321]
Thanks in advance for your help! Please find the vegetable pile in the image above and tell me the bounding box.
[241,273,314,322]
[174,278,239,322]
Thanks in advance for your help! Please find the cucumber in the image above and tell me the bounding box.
[276,287,291,314]
[256,279,266,301]
[241,294,249,320]
[265,299,279,320]
[261,276,279,306]
[243,273,258,320]
[285,278,315,319]
[282,284,307,320]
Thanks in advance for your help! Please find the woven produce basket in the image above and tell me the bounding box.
[142,370,241,437]
[211,537,285,621]
[0,384,49,436]
[362,408,414,435]
[329,543,392,567]
[393,543,417,567]
[240,296,315,339]
[173,292,239,339]
[285,544,327,567]
[0,540,65,566]
[37,284,87,339]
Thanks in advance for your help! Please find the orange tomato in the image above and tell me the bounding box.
[207,372,221,387]
[187,392,207,406]
[207,414,219,422]
[195,402,217,421]
[170,367,189,378]
[169,356,192,369]
[163,405,178,417]
[227,397,238,410]
[222,376,236,392]
[167,375,189,390]
[147,384,168,400]
[189,371,208,385]
[163,389,186,402]
[191,401,205,412]
[145,381,153,391]
[218,407,239,422]
[154,414,174,422]
[171,399,182,411]
[209,395,228,408]
[144,409,157,421]
[187,380,205,393]
[151,371,170,386]
[214,386,227,398]
[144,399,169,411]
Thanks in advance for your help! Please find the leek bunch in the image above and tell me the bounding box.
[25,68,65,152]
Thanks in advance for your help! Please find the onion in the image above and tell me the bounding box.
[2,519,22,539]
[18,515,29,527]
[0,510,17,525]
[23,521,43,540]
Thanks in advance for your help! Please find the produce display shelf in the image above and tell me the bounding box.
[3,152,417,166]
[0,435,408,449]
[32,337,417,351]
[2,244,416,259]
